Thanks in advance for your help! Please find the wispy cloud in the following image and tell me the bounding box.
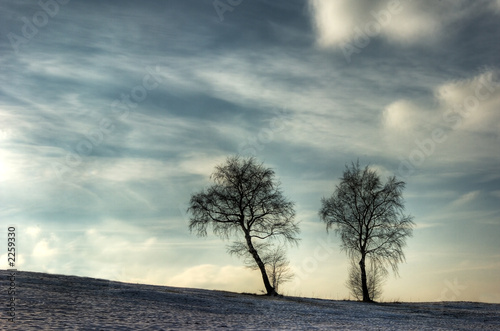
[308,0,495,49]
[450,191,481,207]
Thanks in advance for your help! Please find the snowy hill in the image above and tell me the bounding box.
[1,270,499,330]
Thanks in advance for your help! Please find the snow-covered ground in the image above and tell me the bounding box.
[1,270,499,330]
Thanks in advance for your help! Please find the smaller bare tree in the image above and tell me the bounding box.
[265,245,294,293]
[228,242,294,293]
[346,256,387,301]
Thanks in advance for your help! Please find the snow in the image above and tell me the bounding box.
[1,270,499,330]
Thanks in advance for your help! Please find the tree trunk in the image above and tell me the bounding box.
[359,255,372,302]
[245,234,276,296]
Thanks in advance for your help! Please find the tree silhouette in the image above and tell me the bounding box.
[346,255,386,301]
[188,156,299,296]
[265,244,294,293]
[319,162,414,302]
[228,242,294,293]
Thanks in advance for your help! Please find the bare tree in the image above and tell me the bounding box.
[228,242,294,293]
[265,245,294,293]
[188,156,299,296]
[346,256,387,301]
[319,162,414,302]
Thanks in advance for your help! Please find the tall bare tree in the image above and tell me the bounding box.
[319,162,414,302]
[188,156,299,296]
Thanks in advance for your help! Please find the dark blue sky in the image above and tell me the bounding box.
[1,0,499,302]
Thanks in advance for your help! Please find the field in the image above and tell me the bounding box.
[1,270,499,330]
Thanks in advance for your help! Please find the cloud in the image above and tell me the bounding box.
[32,238,58,258]
[169,264,262,293]
[414,222,442,230]
[26,226,42,239]
[308,0,490,49]
[0,253,25,270]
[88,158,171,183]
[179,153,229,179]
[494,0,500,11]
[382,2,442,44]
[436,69,500,134]
[16,220,195,284]
[381,98,442,158]
[450,191,481,207]
[382,69,500,166]
[383,100,427,132]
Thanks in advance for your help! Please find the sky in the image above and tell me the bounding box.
[0,0,499,303]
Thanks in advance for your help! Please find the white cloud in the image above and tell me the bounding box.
[26,226,41,239]
[381,99,441,157]
[383,100,426,132]
[382,2,442,44]
[169,264,262,293]
[17,219,193,285]
[494,0,500,11]
[450,191,481,207]
[179,153,229,178]
[0,145,32,183]
[436,69,500,134]
[382,69,500,165]
[369,163,395,179]
[33,238,58,258]
[308,0,365,47]
[0,253,25,269]
[93,158,170,183]
[308,0,488,48]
